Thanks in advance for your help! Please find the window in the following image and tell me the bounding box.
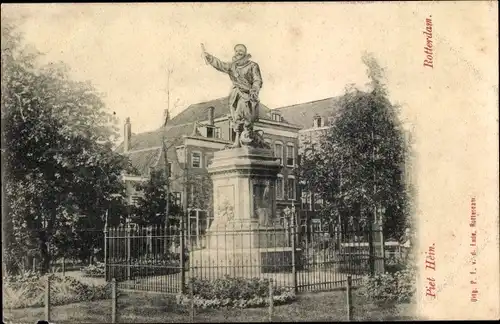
[271,112,281,122]
[274,142,284,165]
[206,126,221,139]
[313,116,323,128]
[191,152,202,168]
[276,176,284,200]
[172,192,182,207]
[205,154,213,168]
[311,218,321,232]
[286,144,295,167]
[301,190,312,211]
[287,177,296,200]
[328,116,335,126]
[207,127,214,138]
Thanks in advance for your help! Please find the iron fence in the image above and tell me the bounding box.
[105,217,386,294]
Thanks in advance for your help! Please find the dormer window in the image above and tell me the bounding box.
[313,115,323,128]
[206,126,221,139]
[271,112,282,122]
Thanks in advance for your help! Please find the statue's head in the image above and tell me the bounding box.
[234,44,247,60]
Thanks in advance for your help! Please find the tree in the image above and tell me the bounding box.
[130,169,182,226]
[187,173,213,212]
[1,22,130,274]
[298,53,411,241]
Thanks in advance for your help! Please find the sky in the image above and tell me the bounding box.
[1,2,451,136]
[2,2,499,318]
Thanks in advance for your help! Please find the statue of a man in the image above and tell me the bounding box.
[202,44,263,147]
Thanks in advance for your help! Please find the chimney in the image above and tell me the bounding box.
[208,106,215,125]
[124,117,131,153]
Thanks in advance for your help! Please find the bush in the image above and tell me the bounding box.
[385,256,407,274]
[81,262,105,277]
[176,276,296,309]
[3,272,112,309]
[359,263,416,305]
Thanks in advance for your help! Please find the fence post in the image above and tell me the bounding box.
[190,277,195,323]
[346,275,353,321]
[268,278,274,322]
[368,223,375,276]
[126,224,131,281]
[62,256,66,277]
[111,278,117,323]
[379,223,385,273]
[291,213,298,294]
[45,276,51,322]
[180,216,186,294]
[104,219,108,281]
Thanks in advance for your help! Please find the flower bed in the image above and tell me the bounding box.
[3,271,112,309]
[81,262,105,278]
[176,276,296,309]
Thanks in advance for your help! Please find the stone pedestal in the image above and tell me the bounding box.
[189,146,292,276]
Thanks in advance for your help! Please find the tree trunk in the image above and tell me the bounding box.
[38,233,51,274]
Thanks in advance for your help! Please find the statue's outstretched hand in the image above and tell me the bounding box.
[201,43,210,64]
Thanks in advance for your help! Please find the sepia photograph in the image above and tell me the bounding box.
[2,2,498,322]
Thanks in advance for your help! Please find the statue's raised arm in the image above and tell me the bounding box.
[202,43,265,148]
[202,44,231,74]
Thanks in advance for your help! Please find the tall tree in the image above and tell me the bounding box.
[1,22,130,274]
[187,173,213,212]
[131,169,182,227]
[298,53,411,240]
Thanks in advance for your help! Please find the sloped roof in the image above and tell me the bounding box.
[116,123,193,153]
[116,122,194,176]
[169,96,273,126]
[126,148,162,176]
[116,96,344,175]
[273,97,342,129]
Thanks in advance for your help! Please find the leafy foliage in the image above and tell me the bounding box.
[176,276,296,309]
[359,263,416,305]
[81,262,106,278]
[130,169,182,226]
[3,272,111,309]
[186,173,213,211]
[2,22,130,274]
[298,53,411,240]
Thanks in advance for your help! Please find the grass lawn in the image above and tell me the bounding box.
[3,289,416,323]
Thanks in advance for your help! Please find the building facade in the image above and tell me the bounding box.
[117,95,414,235]
[116,97,302,232]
